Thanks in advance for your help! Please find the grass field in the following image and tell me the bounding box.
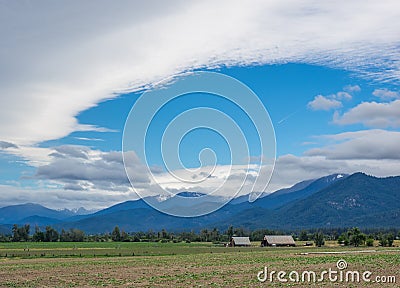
[0,241,399,287]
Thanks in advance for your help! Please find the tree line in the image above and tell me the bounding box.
[293,227,397,247]
[0,224,398,247]
[6,224,84,242]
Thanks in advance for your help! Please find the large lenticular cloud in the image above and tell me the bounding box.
[0,0,399,154]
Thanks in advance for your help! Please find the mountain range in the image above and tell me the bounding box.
[0,172,399,234]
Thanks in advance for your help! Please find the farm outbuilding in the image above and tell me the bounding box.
[261,235,296,247]
[229,236,251,247]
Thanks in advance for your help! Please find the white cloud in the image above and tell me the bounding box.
[308,85,357,111]
[1,0,400,149]
[152,164,268,197]
[305,129,400,160]
[333,100,400,128]
[0,141,18,149]
[334,91,352,100]
[269,154,400,191]
[0,184,139,210]
[36,146,150,192]
[308,95,342,111]
[7,143,269,202]
[7,146,54,167]
[343,85,361,92]
[372,88,400,100]
[31,145,263,199]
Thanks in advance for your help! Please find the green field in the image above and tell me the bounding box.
[0,242,399,287]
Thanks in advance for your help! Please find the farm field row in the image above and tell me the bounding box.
[0,240,398,257]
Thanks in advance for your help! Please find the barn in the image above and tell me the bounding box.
[261,235,296,247]
[229,236,251,247]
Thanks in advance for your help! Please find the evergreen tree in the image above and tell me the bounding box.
[32,226,45,242]
[111,226,121,241]
[227,225,233,239]
[44,226,59,242]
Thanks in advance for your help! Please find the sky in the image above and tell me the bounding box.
[0,0,400,210]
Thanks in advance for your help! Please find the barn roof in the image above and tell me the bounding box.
[231,236,251,245]
[263,235,295,245]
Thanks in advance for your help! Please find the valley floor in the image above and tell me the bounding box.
[0,242,399,287]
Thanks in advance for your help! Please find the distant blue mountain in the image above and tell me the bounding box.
[92,199,151,216]
[216,173,400,230]
[251,173,348,209]
[0,224,10,235]
[267,178,316,196]
[229,174,344,206]
[19,215,63,226]
[0,203,75,224]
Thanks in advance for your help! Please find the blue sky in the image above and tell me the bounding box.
[0,1,399,209]
[39,63,397,164]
